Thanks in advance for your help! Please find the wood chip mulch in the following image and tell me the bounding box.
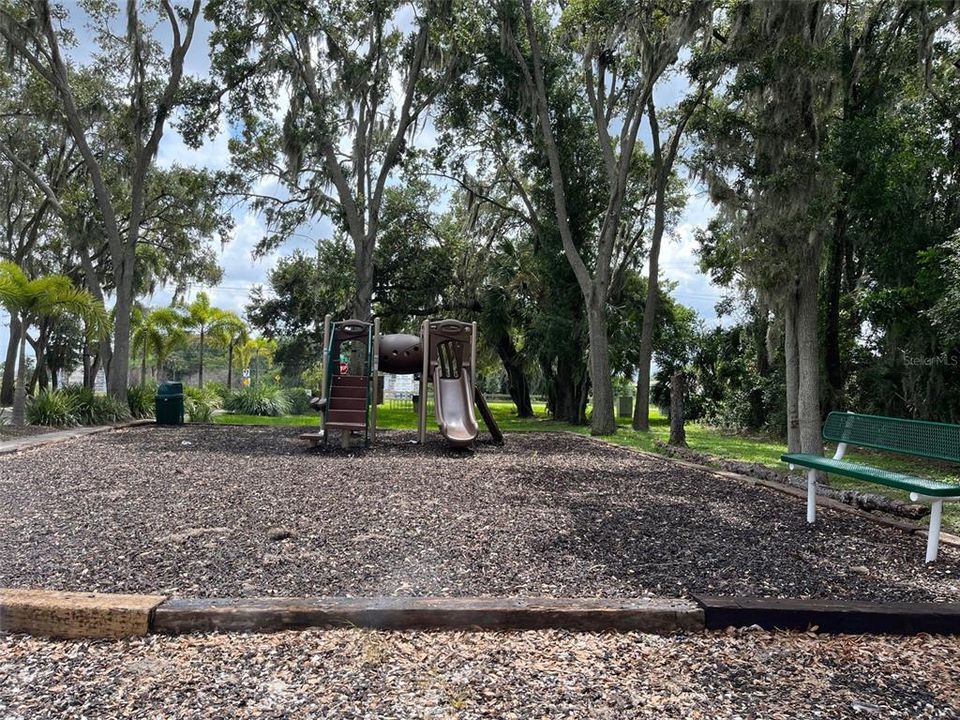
[0,426,957,601]
[1,628,959,718]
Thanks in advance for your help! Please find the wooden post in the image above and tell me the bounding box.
[668,371,687,447]
[370,317,380,443]
[320,314,332,402]
[419,320,430,444]
[470,321,477,377]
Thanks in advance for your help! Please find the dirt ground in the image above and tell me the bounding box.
[0,425,957,601]
[2,627,959,719]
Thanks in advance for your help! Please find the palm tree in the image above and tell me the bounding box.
[131,306,187,386]
[183,291,230,388]
[0,261,109,425]
[209,312,248,389]
[235,337,276,388]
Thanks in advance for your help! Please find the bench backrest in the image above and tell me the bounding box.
[823,411,960,464]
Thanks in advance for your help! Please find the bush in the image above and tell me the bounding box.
[59,385,130,425]
[91,394,131,424]
[224,385,291,416]
[184,386,222,423]
[284,387,313,415]
[27,390,78,427]
[205,381,230,402]
[300,363,325,395]
[127,384,156,419]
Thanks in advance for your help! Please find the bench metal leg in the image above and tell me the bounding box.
[926,500,943,564]
[806,469,817,523]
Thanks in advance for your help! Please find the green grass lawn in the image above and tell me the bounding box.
[216,400,960,531]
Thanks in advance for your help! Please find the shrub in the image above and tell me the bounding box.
[224,385,291,416]
[27,390,78,427]
[127,384,156,419]
[184,386,222,423]
[300,363,325,395]
[284,387,313,415]
[205,381,230,402]
[59,385,130,425]
[91,394,131,424]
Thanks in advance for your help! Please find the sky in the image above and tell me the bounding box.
[2,4,729,359]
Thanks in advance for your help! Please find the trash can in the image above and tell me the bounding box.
[618,394,633,419]
[155,382,184,425]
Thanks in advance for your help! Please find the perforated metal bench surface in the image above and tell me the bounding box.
[781,453,960,497]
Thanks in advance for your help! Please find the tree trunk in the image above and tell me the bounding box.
[32,325,49,393]
[748,308,770,428]
[352,236,375,322]
[12,320,28,426]
[797,262,822,456]
[823,209,846,412]
[88,352,101,391]
[505,362,533,418]
[141,339,148,388]
[1,314,20,405]
[586,296,616,435]
[543,354,582,424]
[633,305,655,431]
[108,260,134,400]
[577,372,590,425]
[493,330,532,417]
[227,342,234,389]
[198,327,205,388]
[784,296,801,453]
[668,371,687,447]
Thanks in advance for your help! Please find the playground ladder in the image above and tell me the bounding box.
[321,319,374,446]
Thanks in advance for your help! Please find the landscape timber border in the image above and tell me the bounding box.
[2,590,959,639]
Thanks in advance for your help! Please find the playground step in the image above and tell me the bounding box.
[325,421,366,431]
[327,409,366,426]
[329,384,366,399]
[332,374,367,387]
[329,396,366,411]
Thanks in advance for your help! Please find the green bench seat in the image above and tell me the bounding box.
[781,411,960,563]
[780,454,960,498]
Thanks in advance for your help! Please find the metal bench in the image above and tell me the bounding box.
[782,411,960,562]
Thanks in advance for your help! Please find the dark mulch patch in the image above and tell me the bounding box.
[0,426,956,601]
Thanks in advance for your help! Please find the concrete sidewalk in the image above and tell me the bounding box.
[0,419,153,455]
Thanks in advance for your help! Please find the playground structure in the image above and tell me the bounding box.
[301,315,503,449]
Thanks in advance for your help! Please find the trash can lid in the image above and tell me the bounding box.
[158,382,184,395]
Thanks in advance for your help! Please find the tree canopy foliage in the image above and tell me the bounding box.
[0,0,958,448]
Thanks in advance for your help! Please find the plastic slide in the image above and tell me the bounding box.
[433,367,479,448]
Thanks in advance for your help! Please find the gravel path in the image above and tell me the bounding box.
[0,425,957,601]
[2,628,959,718]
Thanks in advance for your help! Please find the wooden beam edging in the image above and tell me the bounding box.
[5,589,959,638]
[563,431,960,549]
[0,588,166,639]
[694,594,960,635]
[151,597,704,635]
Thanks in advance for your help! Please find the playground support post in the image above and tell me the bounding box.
[470,321,477,386]
[321,314,332,403]
[419,319,430,443]
[371,317,380,442]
